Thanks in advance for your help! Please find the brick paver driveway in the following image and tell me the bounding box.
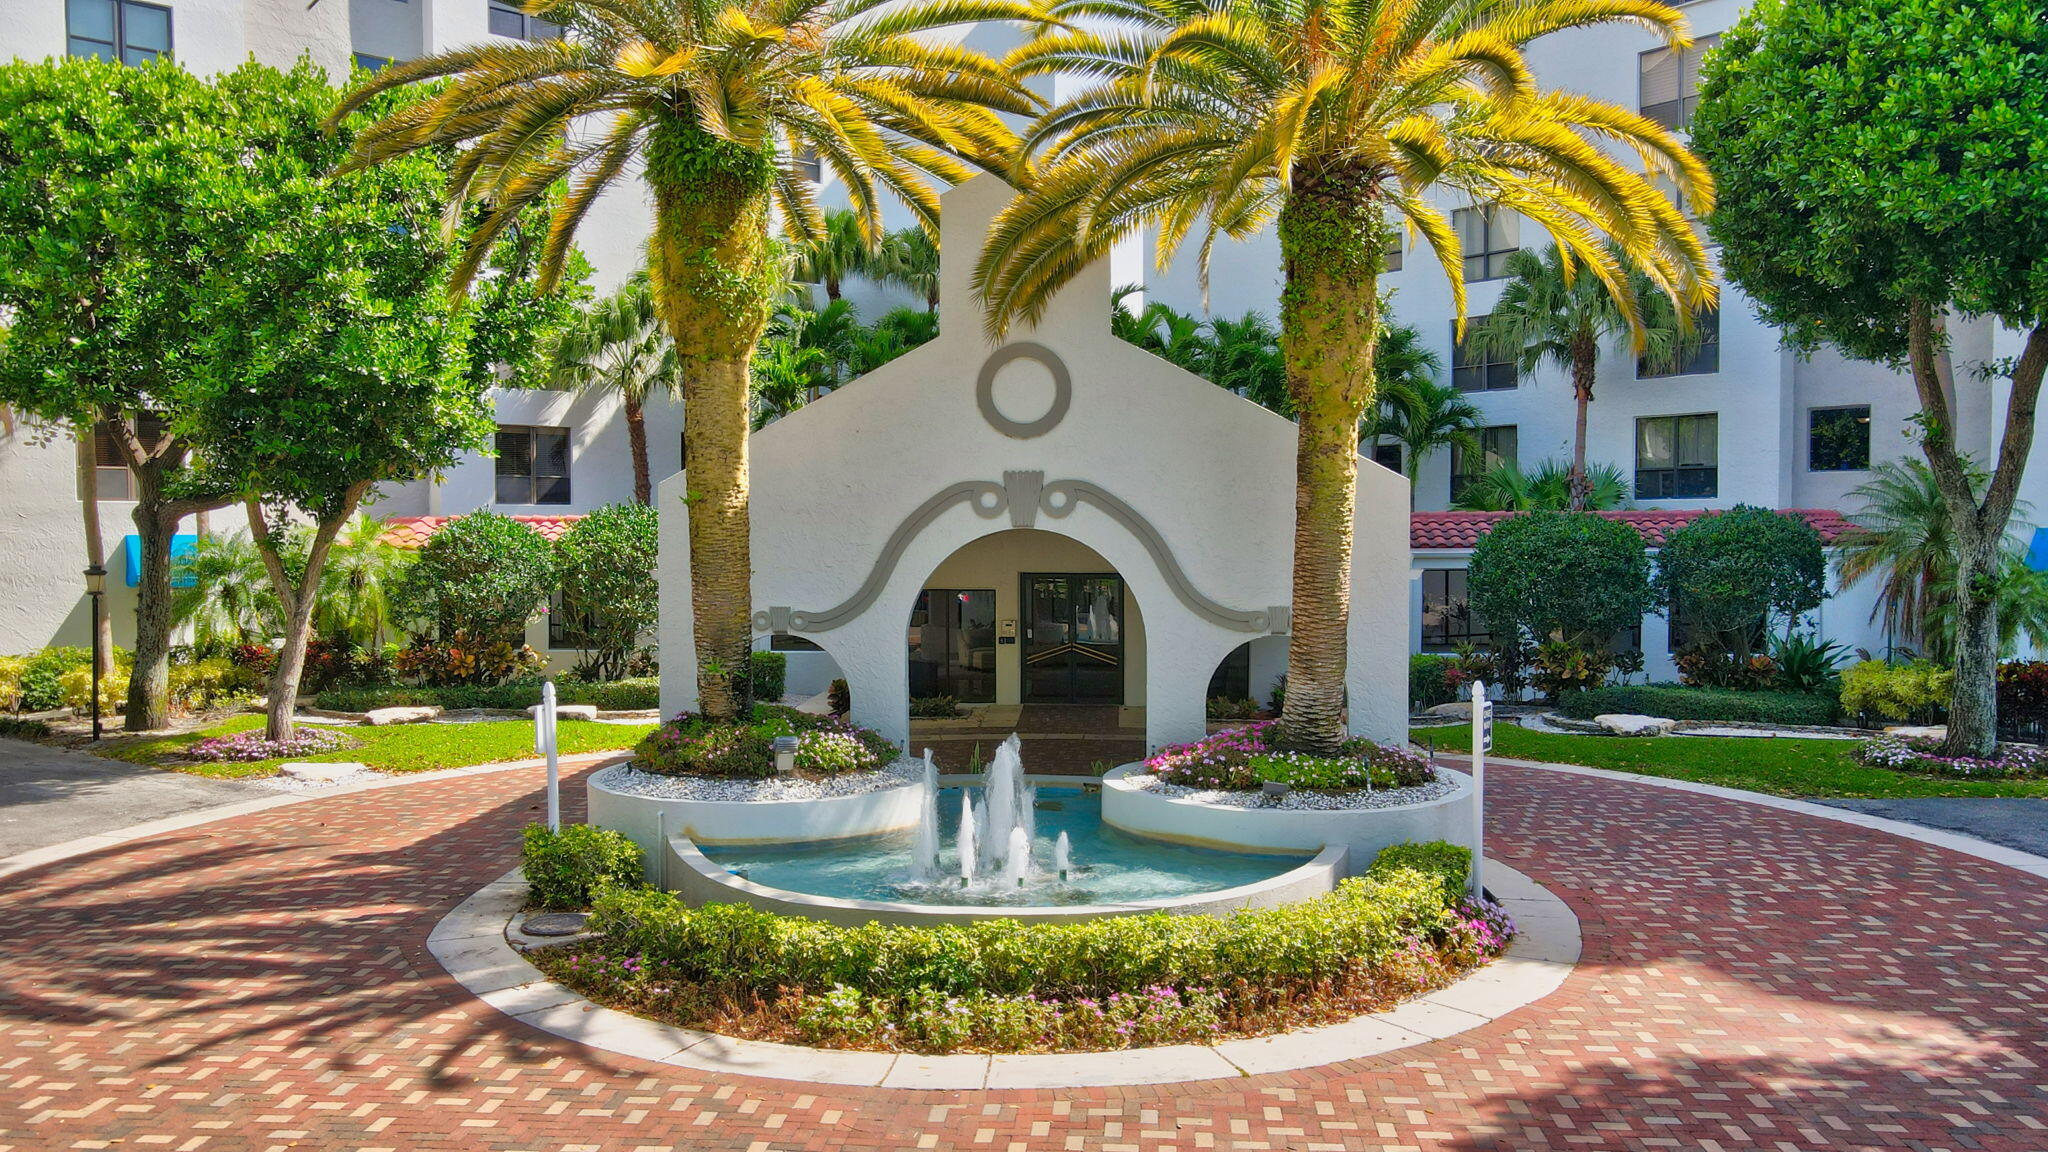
[2,758,2044,1151]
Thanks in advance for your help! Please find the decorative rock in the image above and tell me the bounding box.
[365,705,441,726]
[280,762,366,783]
[1426,701,1473,717]
[521,912,589,937]
[530,703,599,722]
[1594,713,1678,737]
[1884,724,1948,741]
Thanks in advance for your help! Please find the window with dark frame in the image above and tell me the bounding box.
[1638,307,1720,377]
[1639,33,1722,131]
[353,52,393,72]
[1635,413,1718,499]
[488,0,563,40]
[907,588,997,702]
[67,0,171,64]
[85,414,167,501]
[1809,405,1872,472]
[1421,569,1490,650]
[495,425,572,505]
[769,634,824,652]
[1450,425,1517,503]
[793,150,822,184]
[1452,315,1517,392]
[1371,442,1402,473]
[1382,234,1402,274]
[1452,205,1519,281]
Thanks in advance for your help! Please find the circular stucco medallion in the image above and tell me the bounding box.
[976,342,1072,438]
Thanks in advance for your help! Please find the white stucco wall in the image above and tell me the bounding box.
[657,176,1411,750]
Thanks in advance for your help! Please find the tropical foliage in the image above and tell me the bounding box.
[549,278,681,505]
[1693,0,2048,756]
[750,301,938,426]
[978,0,1714,751]
[1452,460,1632,513]
[337,0,1040,720]
[396,511,556,656]
[553,503,660,681]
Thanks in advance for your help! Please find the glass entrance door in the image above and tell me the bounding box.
[1022,574,1124,703]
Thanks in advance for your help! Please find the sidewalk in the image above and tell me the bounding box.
[0,738,270,858]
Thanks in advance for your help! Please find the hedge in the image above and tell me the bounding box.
[522,823,644,910]
[315,676,660,713]
[585,842,1472,1000]
[1555,684,1838,726]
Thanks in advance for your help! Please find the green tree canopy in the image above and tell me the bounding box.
[1654,506,1828,660]
[1467,512,1657,651]
[398,511,557,650]
[554,503,660,682]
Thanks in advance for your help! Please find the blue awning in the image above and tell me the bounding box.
[124,534,198,588]
[2029,528,2048,573]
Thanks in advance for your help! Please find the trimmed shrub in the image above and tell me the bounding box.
[1654,506,1827,660]
[1838,660,1951,722]
[586,840,1473,999]
[1556,684,1837,726]
[828,678,850,714]
[314,676,661,713]
[553,504,658,681]
[1467,511,1657,650]
[0,656,24,713]
[911,695,963,719]
[748,651,787,703]
[397,511,555,650]
[522,823,644,911]
[1146,721,1432,791]
[20,647,92,712]
[634,704,899,778]
[1366,841,1471,905]
[1409,654,1464,710]
[0,716,52,740]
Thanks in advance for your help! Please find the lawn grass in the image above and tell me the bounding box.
[98,714,655,779]
[1413,722,2048,800]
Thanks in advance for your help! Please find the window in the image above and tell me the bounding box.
[1206,642,1253,701]
[1810,405,1872,472]
[769,634,824,652]
[353,53,393,72]
[67,0,171,64]
[495,425,571,505]
[1640,34,1721,131]
[1421,569,1490,650]
[1452,316,1517,392]
[1382,234,1402,274]
[84,415,166,501]
[1371,442,1402,473]
[1453,205,1518,281]
[1450,425,1517,503]
[677,431,688,473]
[793,150,822,184]
[1639,306,1720,377]
[1636,414,1718,499]
[907,588,997,702]
[547,590,597,649]
[488,0,563,40]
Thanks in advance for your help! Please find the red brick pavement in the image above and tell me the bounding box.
[3,759,2046,1151]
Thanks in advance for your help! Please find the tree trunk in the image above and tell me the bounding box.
[249,489,363,741]
[625,393,651,506]
[125,499,177,731]
[1946,538,2002,755]
[1273,182,1390,753]
[75,429,115,681]
[646,125,779,721]
[1569,333,1597,512]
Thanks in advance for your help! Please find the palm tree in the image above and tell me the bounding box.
[1451,459,1633,512]
[878,226,941,311]
[1925,550,2048,664]
[1376,378,1482,489]
[337,0,1039,719]
[173,533,281,652]
[795,209,877,302]
[548,279,681,505]
[313,514,413,650]
[1360,322,1442,446]
[1473,244,1689,510]
[978,0,1714,750]
[1206,313,1285,409]
[750,338,830,428]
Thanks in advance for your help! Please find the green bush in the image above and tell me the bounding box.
[587,840,1472,1000]
[1205,696,1259,720]
[168,656,260,712]
[748,651,787,703]
[0,715,52,740]
[634,705,898,778]
[1838,660,1952,722]
[314,676,661,713]
[553,504,658,681]
[397,511,556,648]
[521,823,644,911]
[1366,841,1470,905]
[1555,683,1838,726]
[20,647,92,712]
[1409,654,1464,710]
[910,695,962,719]
[561,677,659,710]
[0,655,23,713]
[59,663,128,715]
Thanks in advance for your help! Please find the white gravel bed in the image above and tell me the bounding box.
[255,766,385,792]
[594,757,923,801]
[1124,773,1459,811]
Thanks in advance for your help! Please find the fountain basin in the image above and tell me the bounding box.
[1100,763,1475,875]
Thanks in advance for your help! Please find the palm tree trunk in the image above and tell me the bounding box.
[625,393,650,506]
[1273,186,1389,753]
[646,126,779,721]
[1569,334,1597,513]
[75,428,115,681]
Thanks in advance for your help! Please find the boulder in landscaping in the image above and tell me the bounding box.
[365,705,441,726]
[280,762,366,783]
[1595,713,1678,737]
[530,703,599,722]
[1426,701,1473,717]
[1884,724,1948,741]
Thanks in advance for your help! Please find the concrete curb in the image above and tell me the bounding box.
[430,860,1577,1089]
[0,750,632,881]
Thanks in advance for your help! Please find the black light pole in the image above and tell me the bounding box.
[83,563,106,741]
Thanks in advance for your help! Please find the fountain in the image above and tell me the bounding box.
[912,752,942,881]
[1003,826,1031,888]
[957,790,977,885]
[1053,831,1072,882]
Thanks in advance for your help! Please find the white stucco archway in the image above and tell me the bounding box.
[656,175,1411,751]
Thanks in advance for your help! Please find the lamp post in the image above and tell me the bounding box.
[83,563,106,741]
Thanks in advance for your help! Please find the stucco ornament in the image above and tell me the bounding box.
[754,471,1289,637]
[976,343,1072,438]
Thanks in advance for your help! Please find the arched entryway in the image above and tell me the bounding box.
[907,529,1147,770]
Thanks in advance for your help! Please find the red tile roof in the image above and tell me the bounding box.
[1412,508,1855,552]
[380,514,585,549]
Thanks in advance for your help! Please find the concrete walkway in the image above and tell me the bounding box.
[1819,796,2048,857]
[0,737,269,857]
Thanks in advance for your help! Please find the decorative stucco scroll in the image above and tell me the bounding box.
[754,472,1288,636]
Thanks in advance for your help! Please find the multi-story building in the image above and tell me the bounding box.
[1,0,2035,697]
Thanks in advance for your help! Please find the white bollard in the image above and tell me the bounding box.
[1469,680,1489,901]
[540,679,561,832]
